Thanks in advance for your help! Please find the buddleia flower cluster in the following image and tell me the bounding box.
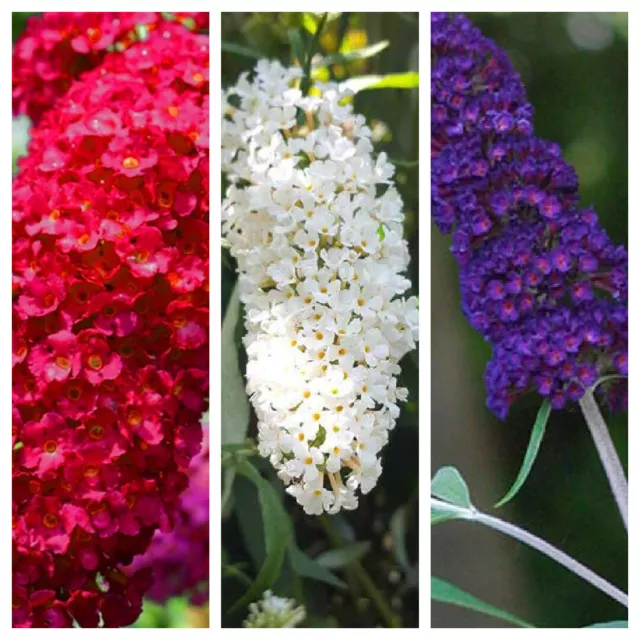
[243,591,306,628]
[12,14,209,627]
[13,11,209,125]
[222,61,418,515]
[431,13,627,418]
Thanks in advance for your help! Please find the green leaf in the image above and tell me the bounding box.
[584,621,628,628]
[390,506,410,571]
[301,13,318,34]
[288,543,346,589]
[431,577,534,628]
[221,41,263,60]
[229,461,294,613]
[431,466,473,508]
[288,28,306,66]
[221,284,250,446]
[495,399,551,508]
[315,541,371,569]
[340,71,419,94]
[315,41,389,68]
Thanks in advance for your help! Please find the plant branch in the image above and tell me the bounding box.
[431,498,628,608]
[579,389,628,530]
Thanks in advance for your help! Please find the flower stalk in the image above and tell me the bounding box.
[579,390,628,530]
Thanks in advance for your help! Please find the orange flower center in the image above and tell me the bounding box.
[86,27,102,43]
[192,72,205,84]
[49,209,61,221]
[127,409,142,426]
[43,293,56,307]
[122,156,140,170]
[43,513,58,529]
[84,465,100,478]
[78,233,91,246]
[172,315,187,328]
[134,249,150,264]
[89,424,105,440]
[87,354,103,370]
[167,105,179,117]
[67,385,81,400]
[43,440,57,454]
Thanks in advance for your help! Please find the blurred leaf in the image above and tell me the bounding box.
[288,28,306,65]
[301,13,318,34]
[288,542,347,589]
[495,399,551,508]
[431,577,534,628]
[584,621,628,628]
[390,506,411,572]
[221,40,263,59]
[229,461,293,613]
[315,541,371,569]
[340,71,419,94]
[315,41,389,68]
[221,284,249,446]
[431,466,473,509]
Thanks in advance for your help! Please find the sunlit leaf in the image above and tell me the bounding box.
[431,577,534,628]
[495,399,551,508]
[340,71,418,94]
[584,621,628,628]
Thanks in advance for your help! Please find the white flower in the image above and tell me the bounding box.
[243,590,306,628]
[222,60,419,515]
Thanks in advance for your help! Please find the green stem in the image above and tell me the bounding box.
[302,13,329,95]
[319,515,401,628]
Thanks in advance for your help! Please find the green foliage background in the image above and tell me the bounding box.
[431,12,628,629]
[222,12,419,628]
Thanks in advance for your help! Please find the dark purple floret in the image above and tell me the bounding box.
[432,12,628,418]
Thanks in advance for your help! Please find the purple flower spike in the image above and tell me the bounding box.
[432,12,628,418]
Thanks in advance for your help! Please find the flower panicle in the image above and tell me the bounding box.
[222,60,419,515]
[431,12,627,418]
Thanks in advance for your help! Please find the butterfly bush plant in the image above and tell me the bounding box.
[12,12,209,628]
[430,12,627,628]
[221,12,419,628]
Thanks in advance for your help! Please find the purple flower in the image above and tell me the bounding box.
[124,427,209,605]
[432,12,628,418]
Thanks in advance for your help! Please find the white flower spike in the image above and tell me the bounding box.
[222,60,419,515]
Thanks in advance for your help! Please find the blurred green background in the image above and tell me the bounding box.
[222,12,419,628]
[431,12,628,629]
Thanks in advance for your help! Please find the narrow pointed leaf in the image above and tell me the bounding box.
[431,577,534,628]
[340,71,419,94]
[221,284,250,446]
[315,41,389,68]
[221,41,263,60]
[495,399,551,508]
[229,461,293,613]
[584,621,627,628]
[288,543,346,589]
